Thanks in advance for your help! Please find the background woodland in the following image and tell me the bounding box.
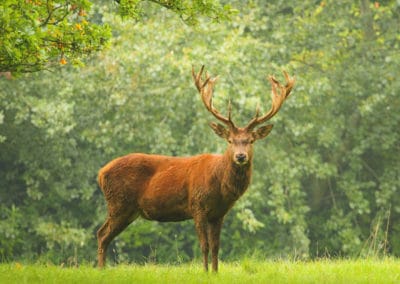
[0,0,399,264]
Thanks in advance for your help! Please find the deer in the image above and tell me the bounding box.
[96,66,295,272]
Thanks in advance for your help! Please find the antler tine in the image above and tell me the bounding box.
[192,65,204,91]
[245,71,295,130]
[227,99,232,122]
[192,66,235,129]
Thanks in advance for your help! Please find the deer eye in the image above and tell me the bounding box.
[250,139,255,144]
[228,139,232,144]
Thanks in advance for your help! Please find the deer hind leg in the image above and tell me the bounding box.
[97,211,139,268]
[97,219,110,268]
[194,215,209,272]
[207,218,223,272]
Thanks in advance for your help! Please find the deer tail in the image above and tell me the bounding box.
[97,166,109,193]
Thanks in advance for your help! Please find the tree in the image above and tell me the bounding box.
[0,0,235,74]
[0,0,399,263]
[0,0,111,73]
[114,0,236,24]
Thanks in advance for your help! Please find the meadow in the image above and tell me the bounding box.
[1,258,399,284]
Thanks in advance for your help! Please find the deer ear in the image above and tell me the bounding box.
[209,122,230,139]
[253,124,273,140]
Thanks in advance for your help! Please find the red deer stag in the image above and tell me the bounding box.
[97,66,295,272]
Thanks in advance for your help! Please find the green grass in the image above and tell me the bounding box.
[1,258,399,283]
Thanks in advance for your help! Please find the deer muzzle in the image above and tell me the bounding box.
[234,153,249,165]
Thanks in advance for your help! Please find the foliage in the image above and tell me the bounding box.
[0,0,234,74]
[0,0,399,264]
[115,0,237,24]
[0,0,111,73]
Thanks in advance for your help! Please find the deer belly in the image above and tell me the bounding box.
[139,166,192,222]
[138,189,191,222]
[141,210,191,222]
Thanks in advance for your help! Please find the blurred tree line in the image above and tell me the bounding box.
[0,0,399,264]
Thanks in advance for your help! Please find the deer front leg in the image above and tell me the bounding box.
[207,218,223,272]
[194,215,209,271]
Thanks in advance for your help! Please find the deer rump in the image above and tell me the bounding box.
[98,153,237,223]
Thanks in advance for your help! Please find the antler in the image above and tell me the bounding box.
[192,65,236,129]
[245,71,295,130]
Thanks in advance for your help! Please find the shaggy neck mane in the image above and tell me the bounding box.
[217,151,253,200]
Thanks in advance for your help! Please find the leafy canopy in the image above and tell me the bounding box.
[0,0,235,74]
[0,0,111,73]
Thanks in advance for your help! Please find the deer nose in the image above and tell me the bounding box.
[235,153,247,163]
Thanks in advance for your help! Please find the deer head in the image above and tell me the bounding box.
[192,65,295,166]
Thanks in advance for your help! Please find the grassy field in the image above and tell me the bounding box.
[1,258,399,283]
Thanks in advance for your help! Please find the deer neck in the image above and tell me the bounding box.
[219,151,253,200]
